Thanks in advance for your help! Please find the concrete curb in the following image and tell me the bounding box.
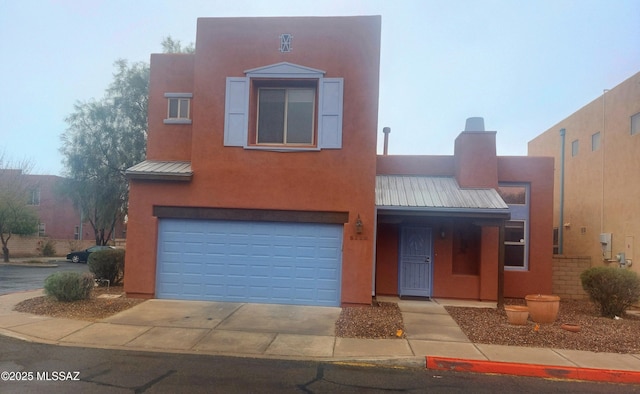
[426,356,640,384]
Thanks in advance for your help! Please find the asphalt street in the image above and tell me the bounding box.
[0,335,635,393]
[0,260,89,295]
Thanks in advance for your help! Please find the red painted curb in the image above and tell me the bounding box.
[426,356,640,384]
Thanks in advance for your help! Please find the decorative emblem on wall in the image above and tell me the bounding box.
[279,33,292,53]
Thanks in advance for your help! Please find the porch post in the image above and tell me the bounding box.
[497,220,505,308]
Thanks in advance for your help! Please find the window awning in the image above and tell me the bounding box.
[126,160,193,182]
[376,175,511,219]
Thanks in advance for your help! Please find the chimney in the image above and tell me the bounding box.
[465,117,485,132]
[382,127,391,155]
[454,117,498,188]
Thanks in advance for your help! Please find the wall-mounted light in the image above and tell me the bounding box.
[440,226,446,239]
[355,214,363,234]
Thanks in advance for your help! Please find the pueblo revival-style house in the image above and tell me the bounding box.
[125,16,554,306]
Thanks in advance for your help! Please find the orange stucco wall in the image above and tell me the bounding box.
[499,156,555,297]
[146,54,194,161]
[375,131,554,300]
[125,17,381,304]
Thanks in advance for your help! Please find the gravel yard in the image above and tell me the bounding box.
[13,288,640,354]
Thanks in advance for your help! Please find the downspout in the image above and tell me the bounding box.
[558,128,566,255]
[497,220,505,308]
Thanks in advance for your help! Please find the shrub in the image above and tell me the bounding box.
[41,240,56,257]
[44,272,95,302]
[88,249,125,286]
[580,266,640,318]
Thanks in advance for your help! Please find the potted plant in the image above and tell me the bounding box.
[504,305,529,325]
[525,294,560,324]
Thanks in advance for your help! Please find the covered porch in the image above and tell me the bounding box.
[374,175,510,301]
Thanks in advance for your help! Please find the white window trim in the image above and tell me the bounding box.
[500,183,530,271]
[164,93,192,125]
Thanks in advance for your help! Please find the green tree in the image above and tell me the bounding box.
[161,36,195,54]
[0,161,39,262]
[60,37,192,246]
[60,60,149,245]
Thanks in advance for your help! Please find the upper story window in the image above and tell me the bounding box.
[224,62,343,150]
[256,84,316,145]
[571,139,579,157]
[164,93,192,124]
[27,188,40,206]
[632,112,640,135]
[591,132,601,151]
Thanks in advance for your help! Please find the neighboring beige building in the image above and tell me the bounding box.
[529,71,640,274]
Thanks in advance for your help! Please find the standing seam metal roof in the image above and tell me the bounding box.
[125,160,193,180]
[376,175,509,211]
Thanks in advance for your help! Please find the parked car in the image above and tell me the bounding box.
[66,245,115,263]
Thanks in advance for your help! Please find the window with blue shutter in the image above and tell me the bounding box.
[223,62,343,150]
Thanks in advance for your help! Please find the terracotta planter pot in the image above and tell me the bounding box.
[525,294,560,324]
[504,305,529,325]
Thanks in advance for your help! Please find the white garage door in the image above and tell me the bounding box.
[156,218,343,306]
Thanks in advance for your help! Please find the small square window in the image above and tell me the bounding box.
[168,98,190,119]
[571,139,579,157]
[164,93,192,124]
[632,112,640,135]
[591,132,601,151]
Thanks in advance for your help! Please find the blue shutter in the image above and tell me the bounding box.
[224,77,249,147]
[318,78,344,149]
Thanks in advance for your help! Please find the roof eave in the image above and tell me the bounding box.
[376,206,511,219]
[126,172,193,182]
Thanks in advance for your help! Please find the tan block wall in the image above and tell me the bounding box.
[552,255,591,300]
[529,71,640,276]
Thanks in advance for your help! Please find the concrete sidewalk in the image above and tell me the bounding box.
[1,290,640,383]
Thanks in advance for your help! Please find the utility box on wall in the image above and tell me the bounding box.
[599,233,612,260]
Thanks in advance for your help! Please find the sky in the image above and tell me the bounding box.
[1,0,638,176]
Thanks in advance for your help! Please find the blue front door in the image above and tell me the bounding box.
[399,226,432,297]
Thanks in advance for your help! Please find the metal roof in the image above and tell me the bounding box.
[126,160,193,181]
[376,175,510,217]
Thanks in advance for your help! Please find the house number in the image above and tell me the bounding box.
[350,235,368,241]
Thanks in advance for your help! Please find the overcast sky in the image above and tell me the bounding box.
[1,0,638,175]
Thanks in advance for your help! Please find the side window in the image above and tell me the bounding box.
[223,62,343,150]
[571,139,579,157]
[591,132,600,151]
[164,93,192,124]
[632,112,640,135]
[498,184,530,270]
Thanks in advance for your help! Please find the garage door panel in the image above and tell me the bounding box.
[156,219,342,306]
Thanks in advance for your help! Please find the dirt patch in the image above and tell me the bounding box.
[335,302,405,339]
[14,286,144,322]
[446,299,640,354]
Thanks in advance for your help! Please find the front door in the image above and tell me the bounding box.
[399,226,432,297]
